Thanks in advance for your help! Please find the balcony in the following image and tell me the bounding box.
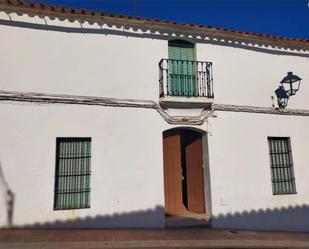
[159,59,214,108]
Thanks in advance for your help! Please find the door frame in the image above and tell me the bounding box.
[162,127,212,217]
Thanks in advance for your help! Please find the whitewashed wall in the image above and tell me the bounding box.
[196,43,309,109]
[1,12,308,108]
[0,103,167,228]
[0,12,309,230]
[0,13,165,101]
[208,111,309,232]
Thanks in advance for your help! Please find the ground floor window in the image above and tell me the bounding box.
[54,137,91,210]
[267,137,296,195]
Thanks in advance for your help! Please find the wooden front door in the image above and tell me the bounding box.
[163,131,184,216]
[163,129,206,216]
[185,136,205,213]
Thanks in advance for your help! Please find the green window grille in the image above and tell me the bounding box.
[168,40,196,96]
[267,137,296,195]
[54,137,91,210]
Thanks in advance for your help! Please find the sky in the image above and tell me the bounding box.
[31,0,309,39]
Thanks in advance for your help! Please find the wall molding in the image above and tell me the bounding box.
[0,90,309,125]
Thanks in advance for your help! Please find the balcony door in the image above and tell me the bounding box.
[168,40,196,96]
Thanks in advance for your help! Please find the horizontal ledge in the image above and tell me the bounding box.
[159,96,214,109]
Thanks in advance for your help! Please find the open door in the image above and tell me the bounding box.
[185,137,205,213]
[163,131,184,216]
[163,129,206,217]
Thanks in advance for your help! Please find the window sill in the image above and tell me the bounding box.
[54,206,90,211]
[272,192,297,196]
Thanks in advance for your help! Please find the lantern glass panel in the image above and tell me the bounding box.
[280,72,302,96]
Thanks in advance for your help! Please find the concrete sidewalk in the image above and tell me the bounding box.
[1,228,309,248]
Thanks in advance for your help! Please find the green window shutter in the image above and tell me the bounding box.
[54,137,91,210]
[268,137,296,195]
[168,40,195,96]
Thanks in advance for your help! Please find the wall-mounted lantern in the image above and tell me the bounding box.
[280,72,302,96]
[274,72,302,109]
[275,85,289,109]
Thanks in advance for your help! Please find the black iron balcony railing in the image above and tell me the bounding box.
[159,59,213,98]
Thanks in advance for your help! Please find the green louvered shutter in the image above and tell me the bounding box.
[54,137,91,210]
[168,41,195,96]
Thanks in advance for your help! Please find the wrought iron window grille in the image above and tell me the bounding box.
[267,137,296,195]
[54,137,92,210]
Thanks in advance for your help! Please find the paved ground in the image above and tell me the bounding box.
[1,228,309,249]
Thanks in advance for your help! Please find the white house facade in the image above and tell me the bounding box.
[0,1,309,231]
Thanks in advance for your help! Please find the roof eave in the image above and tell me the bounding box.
[0,1,309,51]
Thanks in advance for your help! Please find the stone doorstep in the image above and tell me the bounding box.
[165,213,211,228]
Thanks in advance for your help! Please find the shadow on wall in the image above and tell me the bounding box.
[0,161,14,228]
[8,204,309,231]
[17,206,165,229]
[212,204,309,232]
[0,19,308,58]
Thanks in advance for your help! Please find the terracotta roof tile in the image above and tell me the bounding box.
[0,0,308,48]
